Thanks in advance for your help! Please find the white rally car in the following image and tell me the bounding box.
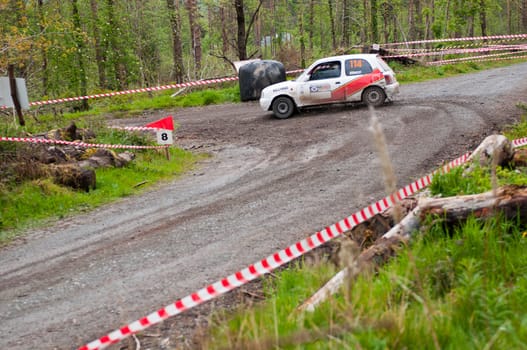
[259,54,400,119]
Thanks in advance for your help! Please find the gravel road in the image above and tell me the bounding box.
[1,62,527,350]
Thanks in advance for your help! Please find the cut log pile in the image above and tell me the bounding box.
[1,122,135,191]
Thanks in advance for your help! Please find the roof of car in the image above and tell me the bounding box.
[311,54,379,63]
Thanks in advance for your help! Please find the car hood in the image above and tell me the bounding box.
[262,80,296,93]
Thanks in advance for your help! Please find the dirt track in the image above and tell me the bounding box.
[1,62,527,350]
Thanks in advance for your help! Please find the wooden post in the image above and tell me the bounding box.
[165,146,170,160]
[8,64,25,126]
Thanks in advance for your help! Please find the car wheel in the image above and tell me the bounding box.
[272,96,295,119]
[363,86,386,107]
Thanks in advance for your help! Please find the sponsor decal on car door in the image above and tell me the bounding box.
[334,58,385,101]
[335,69,384,101]
[300,61,346,105]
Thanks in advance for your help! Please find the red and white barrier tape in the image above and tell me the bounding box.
[78,149,479,350]
[0,136,168,150]
[0,69,305,110]
[109,126,160,132]
[386,41,527,53]
[383,33,527,47]
[382,45,527,59]
[27,77,239,108]
[426,52,527,66]
[513,137,527,148]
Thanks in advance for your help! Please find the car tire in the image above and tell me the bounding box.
[362,86,386,107]
[272,96,295,119]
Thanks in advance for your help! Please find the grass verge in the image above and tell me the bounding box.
[199,118,527,349]
[390,57,527,84]
[203,214,527,350]
[0,143,202,244]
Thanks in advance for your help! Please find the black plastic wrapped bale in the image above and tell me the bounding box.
[238,60,286,101]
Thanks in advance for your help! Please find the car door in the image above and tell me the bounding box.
[298,60,346,105]
[342,58,383,101]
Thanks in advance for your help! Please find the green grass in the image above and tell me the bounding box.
[38,83,241,120]
[0,147,201,243]
[200,117,527,349]
[203,215,527,350]
[391,57,527,84]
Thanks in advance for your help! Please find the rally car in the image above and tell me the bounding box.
[259,54,400,119]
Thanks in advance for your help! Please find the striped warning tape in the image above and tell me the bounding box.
[0,69,306,110]
[382,33,527,47]
[109,126,160,132]
[513,137,527,148]
[426,52,527,66]
[0,136,168,150]
[386,40,527,52]
[382,45,527,59]
[27,77,239,107]
[78,149,480,350]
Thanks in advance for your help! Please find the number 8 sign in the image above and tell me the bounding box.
[156,129,173,145]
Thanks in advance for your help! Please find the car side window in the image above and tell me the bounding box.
[309,61,341,80]
[345,59,373,76]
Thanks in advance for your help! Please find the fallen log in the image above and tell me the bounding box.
[48,163,96,192]
[465,134,514,171]
[298,185,527,312]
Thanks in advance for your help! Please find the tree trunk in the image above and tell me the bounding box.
[71,0,89,111]
[371,0,378,43]
[89,0,106,89]
[186,0,202,75]
[415,0,423,39]
[408,0,416,40]
[506,0,512,33]
[328,0,337,50]
[342,0,350,47]
[523,0,527,32]
[106,0,126,90]
[166,0,184,83]
[235,0,247,60]
[479,0,487,37]
[219,6,229,56]
[308,0,314,51]
[382,2,390,43]
[299,8,306,68]
[37,0,49,96]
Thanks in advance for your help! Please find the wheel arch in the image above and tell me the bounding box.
[361,85,387,106]
[269,94,297,111]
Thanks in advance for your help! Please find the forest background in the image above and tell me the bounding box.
[1,0,527,110]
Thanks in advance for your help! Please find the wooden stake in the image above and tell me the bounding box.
[8,64,25,126]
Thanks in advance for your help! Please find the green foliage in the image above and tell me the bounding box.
[2,0,526,103]
[504,113,527,140]
[429,165,491,196]
[429,161,527,197]
[391,58,527,84]
[98,85,240,114]
[202,114,527,349]
[203,215,527,350]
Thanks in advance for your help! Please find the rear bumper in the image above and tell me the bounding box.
[385,82,400,100]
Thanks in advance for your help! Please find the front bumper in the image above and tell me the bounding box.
[259,95,273,111]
